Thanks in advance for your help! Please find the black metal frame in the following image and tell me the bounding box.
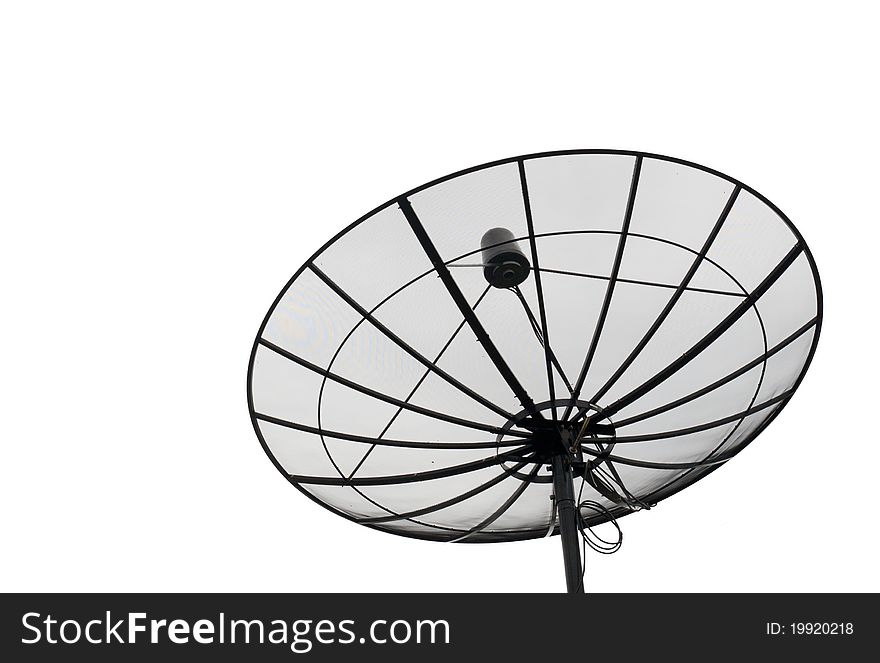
[519,160,559,421]
[246,149,823,589]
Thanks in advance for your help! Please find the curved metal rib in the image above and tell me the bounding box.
[610,389,792,443]
[254,413,524,449]
[358,458,534,524]
[563,155,642,420]
[579,445,737,470]
[449,463,541,543]
[288,445,532,486]
[519,159,559,419]
[614,317,818,428]
[258,339,530,438]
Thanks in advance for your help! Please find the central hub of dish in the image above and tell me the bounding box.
[527,420,579,461]
[495,399,616,483]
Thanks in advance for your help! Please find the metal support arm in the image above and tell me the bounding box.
[551,454,583,594]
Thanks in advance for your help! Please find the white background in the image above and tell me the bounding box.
[2,1,878,593]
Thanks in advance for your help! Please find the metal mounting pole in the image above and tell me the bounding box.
[551,453,583,594]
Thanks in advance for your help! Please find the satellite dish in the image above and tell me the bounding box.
[247,150,822,592]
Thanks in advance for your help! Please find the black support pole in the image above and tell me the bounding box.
[551,454,583,593]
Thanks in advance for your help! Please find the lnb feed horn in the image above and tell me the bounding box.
[481,227,531,288]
